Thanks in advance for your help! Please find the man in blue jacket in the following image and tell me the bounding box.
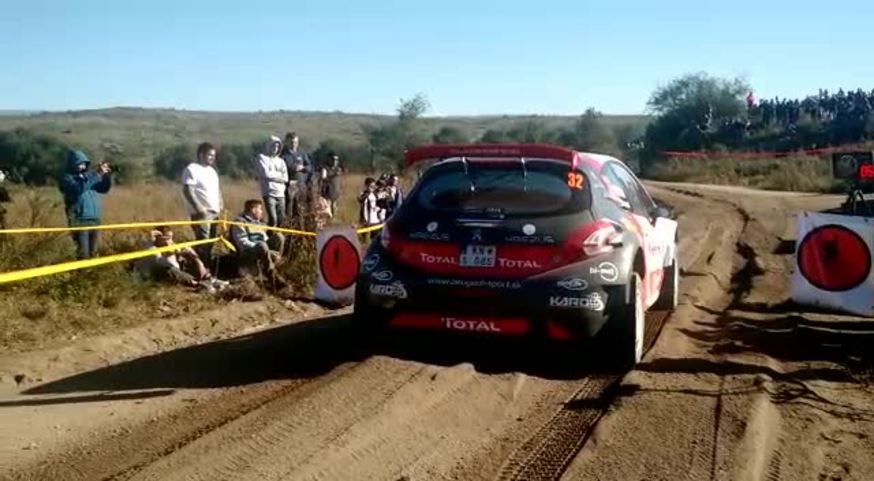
[59,149,112,259]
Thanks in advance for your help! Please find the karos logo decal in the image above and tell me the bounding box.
[370,282,407,299]
[549,293,605,311]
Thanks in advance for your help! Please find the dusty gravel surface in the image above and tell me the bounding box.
[2,182,873,481]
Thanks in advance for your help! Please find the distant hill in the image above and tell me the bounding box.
[0,107,650,167]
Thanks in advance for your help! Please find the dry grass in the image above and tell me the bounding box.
[0,173,377,352]
[646,155,844,193]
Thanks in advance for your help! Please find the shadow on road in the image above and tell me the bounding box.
[16,312,624,404]
[680,311,874,370]
[636,357,852,383]
[623,357,874,422]
[0,389,175,407]
[21,313,367,397]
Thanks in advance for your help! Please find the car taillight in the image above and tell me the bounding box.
[561,220,622,262]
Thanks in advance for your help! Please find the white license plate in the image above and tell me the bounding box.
[459,245,497,267]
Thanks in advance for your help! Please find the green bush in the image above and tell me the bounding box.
[0,129,68,185]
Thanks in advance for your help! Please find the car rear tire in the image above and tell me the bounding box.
[603,273,645,371]
[653,253,679,311]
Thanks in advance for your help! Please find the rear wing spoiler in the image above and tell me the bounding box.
[404,143,582,168]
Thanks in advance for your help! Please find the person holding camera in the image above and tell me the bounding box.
[59,149,112,259]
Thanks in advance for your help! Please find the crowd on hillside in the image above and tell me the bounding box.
[750,89,874,129]
[47,132,405,293]
[682,89,874,152]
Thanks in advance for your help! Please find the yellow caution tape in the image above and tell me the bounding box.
[0,219,221,235]
[1,218,383,237]
[0,237,222,285]
[219,236,237,253]
[222,221,384,237]
[0,214,384,285]
[356,224,384,234]
[220,220,317,237]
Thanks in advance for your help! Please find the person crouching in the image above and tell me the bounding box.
[148,226,228,291]
[229,199,288,289]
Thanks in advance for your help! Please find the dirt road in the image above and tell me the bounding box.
[2,184,873,481]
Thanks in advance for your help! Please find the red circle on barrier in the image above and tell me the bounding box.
[797,224,871,292]
[319,235,360,290]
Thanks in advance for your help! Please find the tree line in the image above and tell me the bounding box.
[2,73,873,185]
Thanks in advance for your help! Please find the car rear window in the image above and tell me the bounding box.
[411,159,591,217]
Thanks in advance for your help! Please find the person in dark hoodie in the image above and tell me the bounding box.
[281,132,312,226]
[59,150,112,259]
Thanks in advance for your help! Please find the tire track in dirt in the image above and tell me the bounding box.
[119,357,426,481]
[6,368,356,481]
[487,186,740,481]
[496,375,619,481]
[665,184,768,481]
[558,185,749,481]
[496,314,670,481]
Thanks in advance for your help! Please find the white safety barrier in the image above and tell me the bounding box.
[315,225,361,306]
[792,211,874,316]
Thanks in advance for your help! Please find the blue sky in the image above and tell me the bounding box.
[3,0,872,115]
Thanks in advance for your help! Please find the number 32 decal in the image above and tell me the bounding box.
[567,172,584,189]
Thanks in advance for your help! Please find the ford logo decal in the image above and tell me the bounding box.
[372,270,394,282]
[557,278,588,291]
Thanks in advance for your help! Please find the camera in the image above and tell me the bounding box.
[98,162,120,174]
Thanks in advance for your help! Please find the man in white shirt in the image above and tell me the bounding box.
[254,135,288,227]
[181,142,223,264]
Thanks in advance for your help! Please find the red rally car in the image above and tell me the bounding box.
[354,144,679,368]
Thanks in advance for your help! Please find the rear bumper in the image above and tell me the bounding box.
[357,250,630,341]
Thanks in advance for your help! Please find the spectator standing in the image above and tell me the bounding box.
[374,178,390,223]
[59,150,112,259]
[281,132,313,225]
[229,199,287,288]
[358,177,380,226]
[320,153,344,217]
[386,173,404,218]
[254,135,288,228]
[0,170,10,230]
[181,142,223,264]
